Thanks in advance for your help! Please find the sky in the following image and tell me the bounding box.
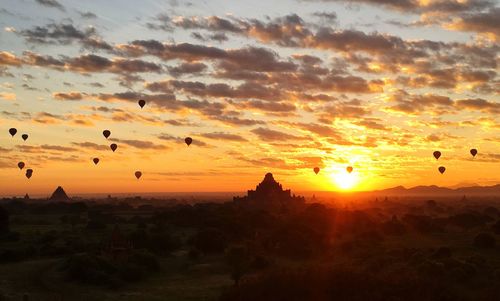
[0,0,499,196]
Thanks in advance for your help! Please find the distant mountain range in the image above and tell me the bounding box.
[374,184,500,195]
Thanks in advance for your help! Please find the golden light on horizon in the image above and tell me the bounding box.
[329,170,359,191]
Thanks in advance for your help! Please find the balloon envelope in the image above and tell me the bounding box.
[110,143,117,152]
[103,130,111,139]
[138,99,146,108]
[433,151,441,160]
[9,128,17,137]
[346,166,353,173]
[185,137,193,146]
[21,134,28,141]
[438,166,446,174]
[93,158,99,165]
[135,171,142,179]
[470,149,478,157]
[25,169,33,179]
[313,167,320,174]
[18,162,25,170]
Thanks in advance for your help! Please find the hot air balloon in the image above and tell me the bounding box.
[25,169,33,179]
[110,143,117,152]
[17,162,25,170]
[185,137,193,146]
[433,151,441,160]
[21,134,28,141]
[103,130,111,139]
[313,167,320,175]
[346,166,353,173]
[9,128,17,137]
[438,166,446,174]
[470,149,478,157]
[138,99,146,108]
[93,158,99,165]
[135,171,142,179]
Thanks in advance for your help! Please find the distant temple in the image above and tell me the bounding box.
[233,173,305,210]
[49,186,70,202]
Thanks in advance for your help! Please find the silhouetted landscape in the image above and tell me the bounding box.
[1,173,500,300]
[1,0,499,300]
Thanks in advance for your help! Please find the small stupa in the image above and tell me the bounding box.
[49,186,70,202]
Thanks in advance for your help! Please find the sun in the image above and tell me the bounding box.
[330,171,358,190]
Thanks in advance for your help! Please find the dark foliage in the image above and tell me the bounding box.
[474,233,496,249]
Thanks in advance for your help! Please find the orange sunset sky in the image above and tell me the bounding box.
[0,0,499,196]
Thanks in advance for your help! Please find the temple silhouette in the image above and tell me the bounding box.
[49,186,70,202]
[234,173,305,211]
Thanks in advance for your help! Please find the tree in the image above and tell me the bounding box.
[191,228,227,254]
[492,220,500,235]
[226,245,250,286]
[0,205,9,234]
[474,233,496,249]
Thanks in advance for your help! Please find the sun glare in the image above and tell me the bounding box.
[330,171,358,190]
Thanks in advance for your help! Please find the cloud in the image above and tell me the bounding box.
[353,118,391,131]
[71,142,109,150]
[0,51,23,66]
[172,16,245,33]
[445,7,500,39]
[18,21,113,51]
[0,92,16,101]
[167,62,207,76]
[320,0,494,14]
[199,132,248,141]
[32,112,65,124]
[158,133,209,147]
[16,144,78,153]
[78,11,97,19]
[35,0,65,11]
[280,121,342,137]
[312,11,338,22]
[251,127,306,141]
[385,91,454,114]
[120,42,296,72]
[455,98,500,113]
[386,90,500,115]
[20,23,93,44]
[53,92,85,100]
[148,79,284,101]
[109,138,169,150]
[236,100,296,113]
[15,52,162,74]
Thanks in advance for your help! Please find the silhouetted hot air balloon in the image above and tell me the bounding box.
[110,143,117,152]
[185,137,192,146]
[470,149,478,157]
[313,167,320,174]
[9,128,17,137]
[346,166,353,173]
[25,169,33,179]
[138,99,146,108]
[18,162,25,170]
[438,166,446,174]
[103,130,111,139]
[93,158,99,165]
[135,171,142,179]
[433,151,441,160]
[21,134,28,141]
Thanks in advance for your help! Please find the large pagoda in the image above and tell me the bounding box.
[233,173,305,210]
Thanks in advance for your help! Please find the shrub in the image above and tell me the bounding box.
[474,233,496,249]
[191,228,227,254]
